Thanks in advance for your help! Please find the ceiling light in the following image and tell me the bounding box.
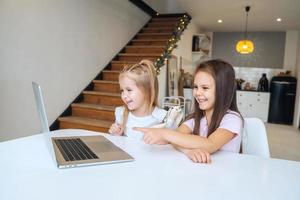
[236,6,254,54]
[217,19,222,23]
[276,18,282,22]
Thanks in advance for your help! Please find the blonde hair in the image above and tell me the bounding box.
[119,60,158,127]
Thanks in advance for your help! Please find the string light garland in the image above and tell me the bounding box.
[154,14,191,74]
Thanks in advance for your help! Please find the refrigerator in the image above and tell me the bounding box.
[268,76,297,125]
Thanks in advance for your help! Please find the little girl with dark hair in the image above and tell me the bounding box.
[135,59,243,163]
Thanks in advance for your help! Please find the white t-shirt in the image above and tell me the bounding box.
[115,106,167,140]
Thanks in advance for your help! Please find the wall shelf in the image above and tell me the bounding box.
[192,34,211,63]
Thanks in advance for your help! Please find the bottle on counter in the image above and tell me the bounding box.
[192,36,199,51]
[257,73,269,92]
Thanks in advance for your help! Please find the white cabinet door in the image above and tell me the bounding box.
[236,91,270,122]
[255,103,269,122]
[236,91,250,118]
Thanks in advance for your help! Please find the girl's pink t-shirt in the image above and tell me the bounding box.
[183,110,243,153]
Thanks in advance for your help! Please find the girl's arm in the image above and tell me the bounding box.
[135,124,235,153]
[109,123,124,136]
[110,107,125,135]
[170,126,212,163]
[175,146,211,163]
[165,125,235,153]
[173,143,211,163]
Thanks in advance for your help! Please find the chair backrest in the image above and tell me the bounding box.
[242,117,270,158]
[162,96,186,116]
[161,96,186,129]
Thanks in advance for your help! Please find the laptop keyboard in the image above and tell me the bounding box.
[54,138,99,161]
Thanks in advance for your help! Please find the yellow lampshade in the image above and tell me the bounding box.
[236,40,254,54]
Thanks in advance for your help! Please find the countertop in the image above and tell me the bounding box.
[237,89,270,93]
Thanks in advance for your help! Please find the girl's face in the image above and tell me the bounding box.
[193,71,216,113]
[119,76,148,115]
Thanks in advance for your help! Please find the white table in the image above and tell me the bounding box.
[1,129,300,200]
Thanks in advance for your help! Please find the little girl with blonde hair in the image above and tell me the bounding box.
[109,60,167,140]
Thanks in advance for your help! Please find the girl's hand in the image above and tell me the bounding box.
[133,127,168,145]
[183,148,211,164]
[109,123,124,136]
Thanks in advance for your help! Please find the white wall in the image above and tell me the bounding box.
[157,64,167,106]
[0,0,149,141]
[283,30,300,128]
[164,0,184,13]
[284,31,299,75]
[293,31,300,128]
[143,0,183,14]
[143,0,166,13]
[172,20,201,73]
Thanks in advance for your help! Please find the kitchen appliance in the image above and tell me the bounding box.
[268,76,297,124]
[257,73,269,92]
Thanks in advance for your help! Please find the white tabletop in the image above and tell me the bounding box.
[1,129,300,200]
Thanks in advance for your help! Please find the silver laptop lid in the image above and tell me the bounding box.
[32,82,134,168]
[32,82,56,164]
[32,82,50,133]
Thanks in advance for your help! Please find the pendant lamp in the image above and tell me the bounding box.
[236,6,254,54]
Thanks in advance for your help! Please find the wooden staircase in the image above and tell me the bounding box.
[55,15,185,133]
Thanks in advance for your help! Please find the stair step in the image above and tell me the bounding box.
[102,70,120,81]
[125,46,165,54]
[147,21,178,27]
[131,39,168,46]
[110,61,137,71]
[148,20,178,25]
[72,103,115,111]
[136,33,171,39]
[83,91,123,106]
[151,17,181,22]
[58,116,112,133]
[93,80,120,93]
[118,53,160,62]
[141,27,174,33]
[72,103,115,121]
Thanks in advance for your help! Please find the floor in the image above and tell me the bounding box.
[265,123,300,162]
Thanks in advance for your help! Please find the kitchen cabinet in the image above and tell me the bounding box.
[236,91,270,122]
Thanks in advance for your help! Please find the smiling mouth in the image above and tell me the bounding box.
[126,100,133,105]
[197,98,208,103]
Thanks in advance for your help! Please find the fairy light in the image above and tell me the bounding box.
[154,14,191,74]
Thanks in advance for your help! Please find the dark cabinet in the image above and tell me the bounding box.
[268,76,297,124]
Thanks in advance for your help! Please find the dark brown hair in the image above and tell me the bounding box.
[189,59,242,136]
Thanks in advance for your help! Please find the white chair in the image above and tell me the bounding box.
[161,96,186,129]
[162,96,186,117]
[242,117,270,158]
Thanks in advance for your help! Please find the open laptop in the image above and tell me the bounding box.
[32,82,134,168]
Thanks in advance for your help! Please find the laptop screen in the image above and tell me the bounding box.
[32,82,50,133]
